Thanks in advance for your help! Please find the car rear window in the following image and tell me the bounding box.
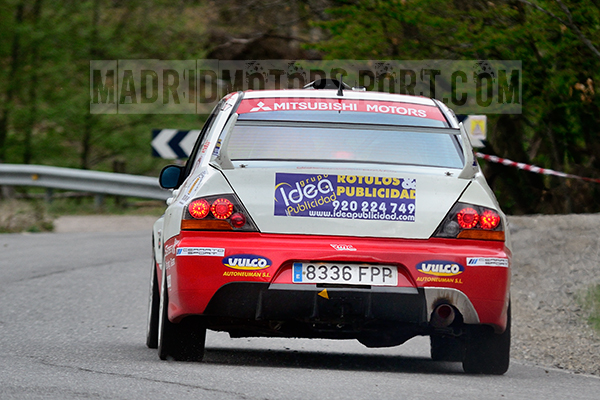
[225,121,464,169]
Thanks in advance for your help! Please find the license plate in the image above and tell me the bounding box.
[292,262,398,286]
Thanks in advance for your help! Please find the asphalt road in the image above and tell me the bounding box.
[1,229,599,399]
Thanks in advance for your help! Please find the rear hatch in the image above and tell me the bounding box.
[222,166,469,239]
[215,94,470,239]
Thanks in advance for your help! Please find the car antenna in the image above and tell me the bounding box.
[337,74,344,97]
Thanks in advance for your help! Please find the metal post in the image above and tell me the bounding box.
[94,193,105,210]
[45,188,54,203]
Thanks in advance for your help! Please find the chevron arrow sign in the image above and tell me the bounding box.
[151,129,201,159]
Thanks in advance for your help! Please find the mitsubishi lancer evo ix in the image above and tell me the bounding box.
[146,80,512,375]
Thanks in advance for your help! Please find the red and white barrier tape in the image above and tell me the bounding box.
[475,152,600,184]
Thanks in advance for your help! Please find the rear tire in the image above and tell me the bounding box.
[157,270,206,361]
[430,334,464,362]
[462,303,511,375]
[146,258,160,349]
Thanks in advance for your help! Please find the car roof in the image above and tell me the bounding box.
[240,89,438,107]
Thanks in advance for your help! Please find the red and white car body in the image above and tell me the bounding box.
[147,84,512,374]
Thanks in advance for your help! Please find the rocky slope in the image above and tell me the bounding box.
[509,214,600,375]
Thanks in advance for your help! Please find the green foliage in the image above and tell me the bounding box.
[0,0,211,175]
[579,284,600,333]
[0,199,54,233]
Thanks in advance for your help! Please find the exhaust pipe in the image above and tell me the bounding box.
[430,304,455,328]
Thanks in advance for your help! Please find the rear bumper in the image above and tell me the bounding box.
[162,232,511,332]
[206,282,425,321]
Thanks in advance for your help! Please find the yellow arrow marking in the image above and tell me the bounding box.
[318,289,329,299]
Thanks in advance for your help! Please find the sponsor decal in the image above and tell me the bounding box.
[163,239,180,270]
[186,176,202,196]
[274,172,416,222]
[416,276,464,284]
[331,244,357,251]
[250,101,272,112]
[222,254,272,270]
[212,139,222,157]
[178,170,207,205]
[164,243,176,257]
[223,271,271,278]
[466,257,509,267]
[417,260,464,277]
[165,258,175,270]
[236,98,446,121]
[166,274,171,288]
[177,247,225,257]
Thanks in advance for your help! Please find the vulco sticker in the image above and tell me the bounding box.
[331,244,357,251]
[177,247,225,257]
[222,254,272,270]
[417,261,464,277]
[467,257,509,267]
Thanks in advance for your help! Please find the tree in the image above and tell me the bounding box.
[0,0,212,174]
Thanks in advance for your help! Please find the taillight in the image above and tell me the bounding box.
[210,198,234,219]
[182,195,257,231]
[480,210,501,230]
[434,202,504,241]
[457,207,479,229]
[188,199,210,219]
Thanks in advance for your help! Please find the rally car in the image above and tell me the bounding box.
[146,80,512,375]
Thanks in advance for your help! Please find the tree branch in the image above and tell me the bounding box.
[209,31,309,52]
[516,0,600,60]
[516,0,568,24]
[554,0,600,60]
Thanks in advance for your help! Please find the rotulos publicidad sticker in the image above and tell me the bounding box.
[274,172,416,222]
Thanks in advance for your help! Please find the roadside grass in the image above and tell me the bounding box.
[579,284,600,334]
[0,199,54,233]
[0,195,165,233]
[45,196,165,217]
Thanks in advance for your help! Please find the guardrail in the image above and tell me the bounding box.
[0,164,170,201]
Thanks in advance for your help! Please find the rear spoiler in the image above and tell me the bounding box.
[458,122,479,179]
[212,113,239,170]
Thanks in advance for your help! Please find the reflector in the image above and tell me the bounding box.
[457,230,505,241]
[230,212,246,228]
[181,219,232,231]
